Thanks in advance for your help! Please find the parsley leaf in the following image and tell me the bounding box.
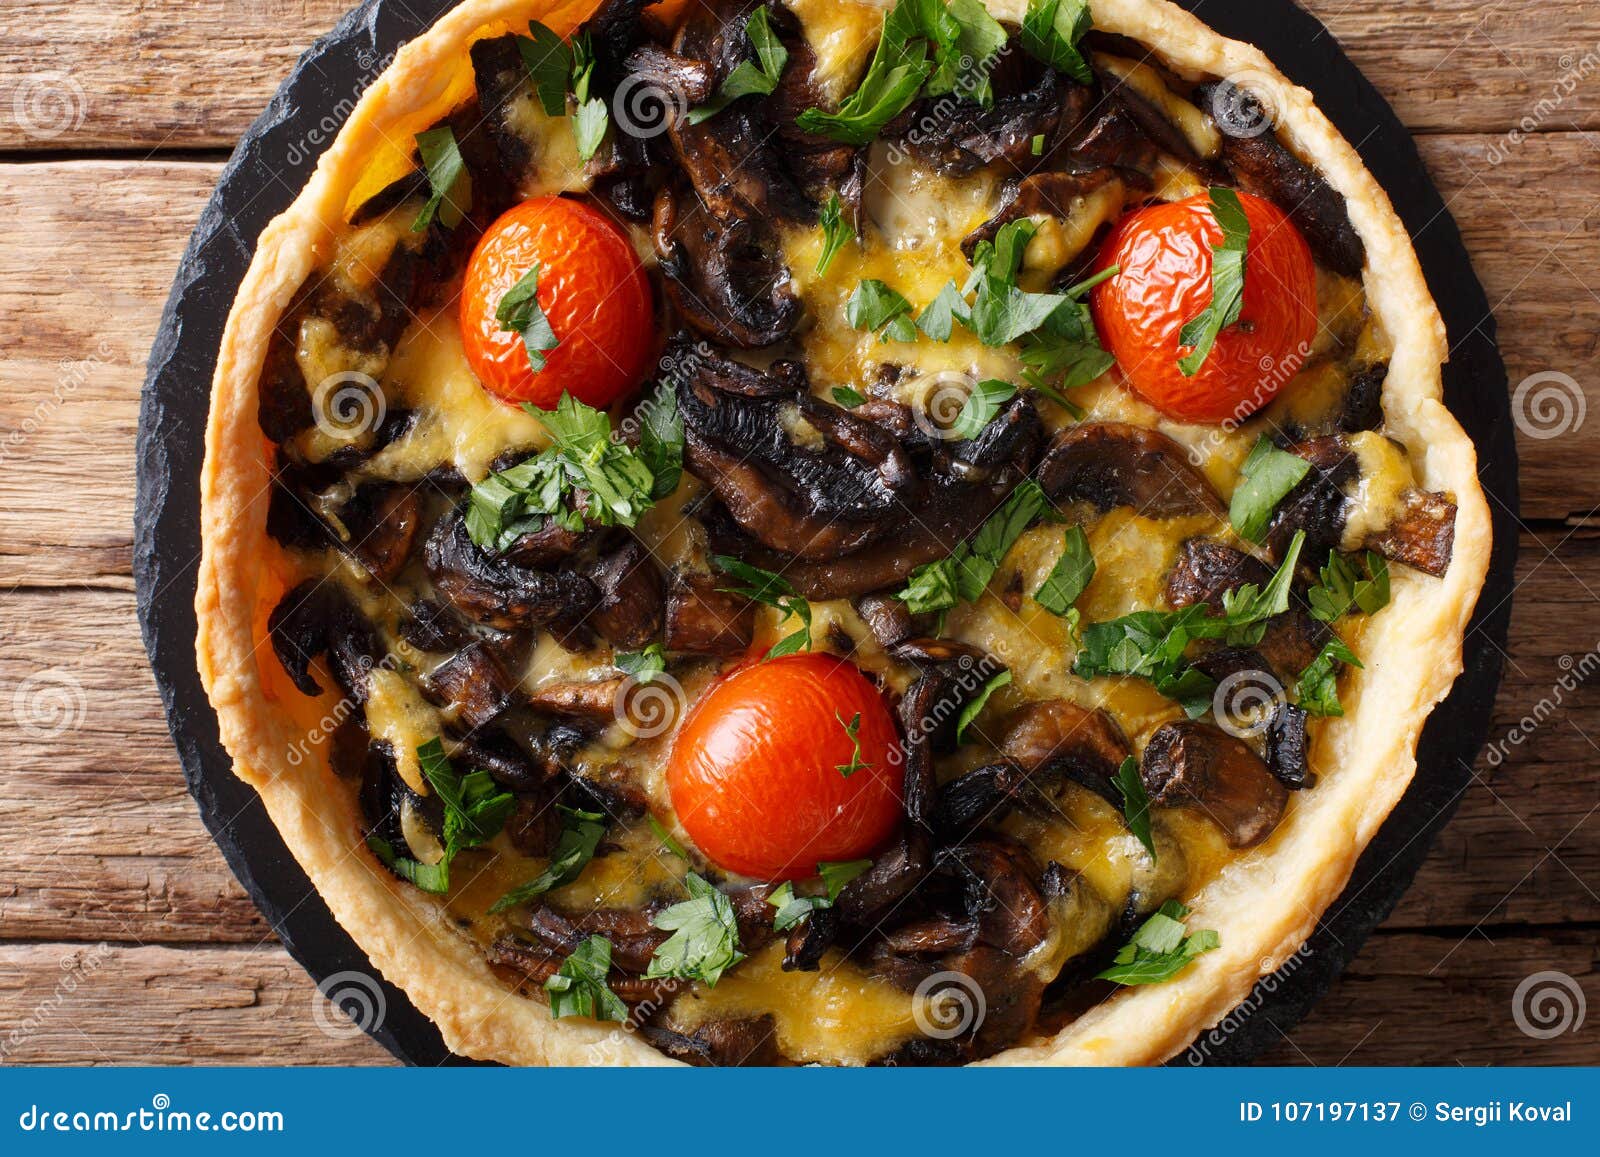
[546,935,628,1020]
[534,394,657,522]
[367,836,451,894]
[615,643,666,684]
[411,126,471,232]
[637,381,685,500]
[832,385,866,407]
[899,480,1050,614]
[955,669,1011,743]
[495,263,560,373]
[490,805,608,913]
[915,280,968,341]
[925,0,1009,106]
[1307,550,1391,622]
[1096,900,1219,985]
[519,21,573,116]
[1230,437,1312,543]
[769,859,873,931]
[847,279,917,342]
[568,33,609,161]
[688,6,790,124]
[1020,0,1093,83]
[835,711,871,776]
[815,192,854,275]
[1177,187,1250,376]
[1111,755,1156,859]
[1035,525,1095,616]
[712,556,812,657]
[418,738,514,859]
[647,873,745,986]
[648,814,691,861]
[950,378,1017,439]
[1293,636,1362,717]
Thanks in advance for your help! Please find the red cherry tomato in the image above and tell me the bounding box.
[1091,191,1318,424]
[666,654,903,881]
[459,196,653,409]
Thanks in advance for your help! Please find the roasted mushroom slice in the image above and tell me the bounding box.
[887,55,1070,176]
[425,510,599,633]
[937,839,1053,956]
[1140,720,1289,848]
[782,905,840,973]
[641,1016,782,1066]
[527,676,629,721]
[1197,81,1366,278]
[999,699,1132,809]
[267,579,382,701]
[1265,702,1311,789]
[652,185,801,347]
[1167,538,1328,680]
[665,572,755,655]
[575,537,665,651]
[1038,422,1224,517]
[1366,488,1457,578]
[422,642,519,730]
[340,484,422,582]
[674,341,916,559]
[933,761,1028,838]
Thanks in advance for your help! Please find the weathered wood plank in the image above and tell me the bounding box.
[0,0,1594,151]
[1258,929,1600,1066]
[0,943,391,1065]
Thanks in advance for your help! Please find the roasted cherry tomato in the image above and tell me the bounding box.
[1091,190,1317,424]
[459,196,653,409]
[666,654,902,881]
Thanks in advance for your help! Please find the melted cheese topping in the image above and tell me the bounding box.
[1341,430,1413,547]
[365,667,444,795]
[1095,54,1221,159]
[783,0,884,103]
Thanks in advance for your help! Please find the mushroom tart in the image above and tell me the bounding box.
[197,0,1490,1066]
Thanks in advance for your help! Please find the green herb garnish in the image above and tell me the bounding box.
[1307,550,1390,622]
[490,805,607,913]
[546,935,628,1021]
[1111,755,1156,859]
[1293,637,1362,717]
[712,556,813,658]
[1229,438,1311,543]
[1177,187,1250,376]
[411,126,471,231]
[955,670,1012,743]
[846,279,918,342]
[899,480,1051,614]
[1096,900,1219,985]
[815,192,855,276]
[688,6,790,123]
[646,873,745,986]
[1034,525,1095,618]
[1019,0,1093,83]
[769,859,873,931]
[835,711,871,776]
[494,263,560,373]
[951,378,1017,440]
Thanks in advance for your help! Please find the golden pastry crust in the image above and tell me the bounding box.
[195,0,1492,1066]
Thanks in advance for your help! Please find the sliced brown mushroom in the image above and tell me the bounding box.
[999,698,1132,808]
[1197,81,1366,277]
[425,509,599,633]
[267,579,382,702]
[422,642,520,730]
[855,592,914,649]
[1265,702,1311,789]
[640,1015,781,1066]
[1167,537,1328,679]
[877,916,979,956]
[665,572,756,655]
[673,340,917,559]
[342,485,421,582]
[1367,488,1456,578]
[574,537,666,651]
[523,903,669,973]
[526,676,629,721]
[1140,719,1288,848]
[937,839,1053,956]
[885,53,1071,176]
[782,905,840,972]
[1037,422,1224,518]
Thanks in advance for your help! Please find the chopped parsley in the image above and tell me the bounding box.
[951,378,1017,439]
[546,935,628,1021]
[835,711,871,776]
[955,669,1011,743]
[615,643,666,684]
[519,20,574,115]
[370,739,513,895]
[568,32,607,161]
[465,392,682,551]
[1177,187,1250,376]
[846,279,917,342]
[688,6,789,124]
[646,873,745,986]
[1034,524,1095,618]
[915,280,967,341]
[1019,0,1094,83]
[796,0,1005,144]
[1307,549,1391,622]
[815,193,855,276]
[411,125,471,232]
[1111,755,1156,859]
[1293,636,1362,717]
[713,556,813,658]
[1229,437,1311,543]
[648,814,691,861]
[769,859,873,931]
[832,385,866,408]
[1096,901,1219,985]
[899,480,1052,615]
[490,805,607,913]
[1073,531,1306,714]
[494,262,560,373]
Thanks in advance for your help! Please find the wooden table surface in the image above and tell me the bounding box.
[1,0,1596,1066]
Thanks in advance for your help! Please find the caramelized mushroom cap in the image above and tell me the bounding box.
[1140,720,1288,848]
[1038,422,1224,518]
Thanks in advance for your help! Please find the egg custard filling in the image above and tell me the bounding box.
[236,0,1470,1066]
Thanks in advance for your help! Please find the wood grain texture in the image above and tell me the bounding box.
[0,0,1595,1066]
[1,0,1598,149]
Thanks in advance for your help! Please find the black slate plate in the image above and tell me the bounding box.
[135,0,1519,1066]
